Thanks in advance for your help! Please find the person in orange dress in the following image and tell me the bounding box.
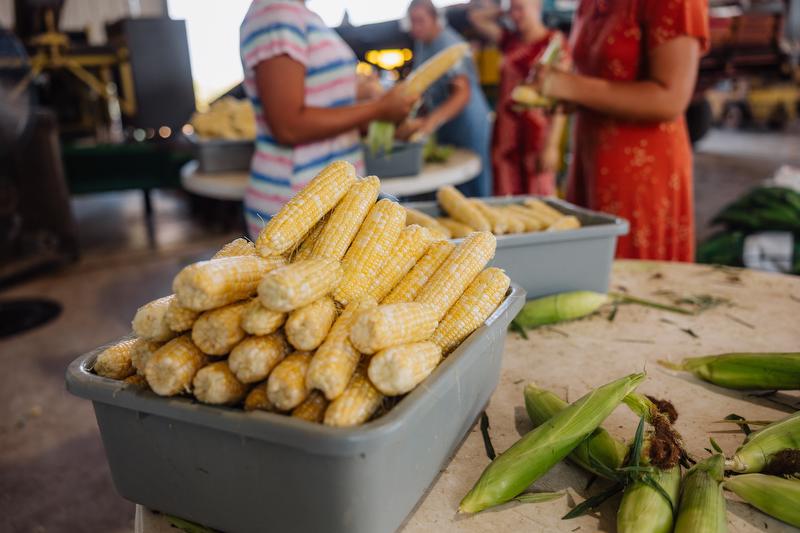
[469,0,568,196]
[530,0,709,261]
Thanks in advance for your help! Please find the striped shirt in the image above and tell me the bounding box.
[240,0,364,237]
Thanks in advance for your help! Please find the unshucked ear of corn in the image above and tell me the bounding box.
[459,372,645,513]
[659,352,800,391]
[674,454,728,533]
[617,461,681,533]
[514,291,608,328]
[523,385,628,478]
[724,473,800,528]
[727,411,800,473]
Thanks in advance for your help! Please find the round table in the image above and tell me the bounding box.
[179,148,481,201]
[134,261,800,532]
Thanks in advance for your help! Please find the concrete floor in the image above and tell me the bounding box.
[0,127,798,533]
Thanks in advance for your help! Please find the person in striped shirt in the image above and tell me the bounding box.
[240,0,416,238]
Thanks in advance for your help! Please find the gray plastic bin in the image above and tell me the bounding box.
[404,196,629,299]
[190,136,255,173]
[363,141,424,178]
[65,284,525,533]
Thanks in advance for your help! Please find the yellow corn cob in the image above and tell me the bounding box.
[430,267,510,353]
[333,198,406,305]
[123,374,148,388]
[267,351,313,411]
[258,258,343,313]
[404,206,452,239]
[228,331,290,383]
[293,215,327,262]
[244,381,275,412]
[212,237,256,259]
[192,361,248,406]
[366,225,435,301]
[240,298,286,336]
[256,160,357,256]
[416,231,497,320]
[437,186,490,232]
[501,208,527,233]
[368,341,442,396]
[165,296,200,333]
[504,205,546,231]
[131,338,163,376]
[94,338,138,380]
[436,217,475,238]
[173,255,286,311]
[523,198,563,223]
[402,42,471,98]
[132,295,177,342]
[471,199,508,234]
[312,176,381,261]
[306,298,378,400]
[382,241,455,304]
[291,390,329,423]
[548,215,581,231]
[323,366,384,427]
[349,302,439,355]
[285,296,338,351]
[144,336,207,396]
[191,300,249,356]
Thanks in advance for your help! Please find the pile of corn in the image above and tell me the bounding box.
[190,96,256,140]
[404,186,581,240]
[92,161,510,427]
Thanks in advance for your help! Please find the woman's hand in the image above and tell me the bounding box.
[396,117,436,141]
[539,146,560,173]
[377,86,418,123]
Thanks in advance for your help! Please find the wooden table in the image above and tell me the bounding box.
[179,148,480,201]
[136,260,800,532]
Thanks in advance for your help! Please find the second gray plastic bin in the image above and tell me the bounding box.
[404,196,629,299]
[66,285,525,533]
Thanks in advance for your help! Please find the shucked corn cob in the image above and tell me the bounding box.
[402,42,470,98]
[365,225,435,301]
[350,302,438,355]
[293,216,327,262]
[244,381,275,412]
[660,352,800,391]
[285,296,337,351]
[132,295,176,342]
[674,454,728,533]
[191,300,249,356]
[404,206,452,239]
[94,338,138,380]
[212,237,256,259]
[430,267,509,353]
[459,372,646,513]
[436,217,474,238]
[130,338,163,376]
[324,365,384,427]
[173,255,285,311]
[437,186,490,232]
[256,160,356,256]
[333,198,406,305]
[258,258,342,313]
[724,474,800,528]
[727,411,800,473]
[499,207,526,233]
[145,335,207,396]
[524,198,563,223]
[306,298,377,400]
[228,331,290,384]
[368,341,442,396]
[312,176,380,261]
[382,240,455,304]
[416,231,496,320]
[192,361,248,406]
[470,200,508,234]
[291,390,329,423]
[267,351,312,411]
[548,215,581,231]
[240,298,286,336]
[500,205,545,232]
[165,296,200,333]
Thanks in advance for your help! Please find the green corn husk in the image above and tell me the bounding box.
[459,372,645,514]
[724,473,800,527]
[727,411,800,473]
[514,291,608,328]
[524,385,628,478]
[659,352,800,390]
[674,455,728,533]
[617,459,681,533]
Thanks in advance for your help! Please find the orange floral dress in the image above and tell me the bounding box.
[567,0,709,261]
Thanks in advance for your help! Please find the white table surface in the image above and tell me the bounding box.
[179,148,481,201]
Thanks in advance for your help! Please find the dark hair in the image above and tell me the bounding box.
[408,0,438,18]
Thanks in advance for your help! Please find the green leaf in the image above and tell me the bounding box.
[514,491,566,504]
[709,437,723,453]
[509,320,529,340]
[587,452,625,484]
[562,483,624,519]
[610,292,695,315]
[629,416,646,469]
[724,413,752,436]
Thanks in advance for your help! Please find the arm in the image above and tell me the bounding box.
[539,111,567,173]
[419,75,472,135]
[256,55,414,145]
[467,4,504,44]
[542,36,700,122]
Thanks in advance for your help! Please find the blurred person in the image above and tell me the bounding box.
[401,0,493,197]
[529,0,709,261]
[240,0,415,238]
[469,0,567,196]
